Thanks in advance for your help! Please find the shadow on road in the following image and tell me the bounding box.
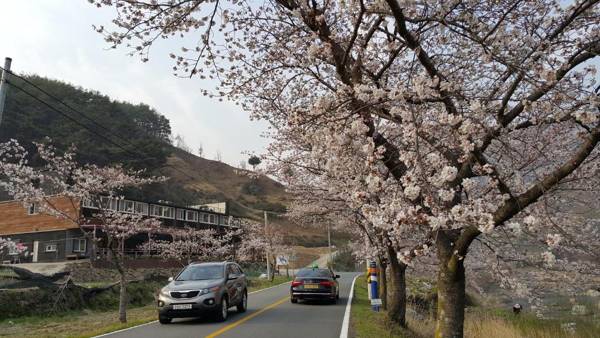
[168,309,250,325]
[293,297,347,306]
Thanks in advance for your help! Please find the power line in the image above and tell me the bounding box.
[6,80,147,158]
[3,71,286,216]
[3,74,196,180]
[0,66,143,151]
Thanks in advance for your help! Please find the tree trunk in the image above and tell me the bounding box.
[378,258,388,311]
[118,272,127,323]
[112,242,128,324]
[386,246,407,327]
[435,230,466,338]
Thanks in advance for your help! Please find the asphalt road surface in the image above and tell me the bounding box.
[99,272,360,338]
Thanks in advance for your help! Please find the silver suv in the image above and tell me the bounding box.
[157,262,248,324]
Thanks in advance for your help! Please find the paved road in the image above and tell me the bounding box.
[99,272,359,338]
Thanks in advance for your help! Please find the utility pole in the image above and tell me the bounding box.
[327,223,332,269]
[264,210,271,281]
[0,57,12,128]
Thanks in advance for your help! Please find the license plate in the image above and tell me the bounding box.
[304,284,319,289]
[173,304,193,310]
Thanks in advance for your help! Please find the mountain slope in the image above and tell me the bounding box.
[164,147,288,217]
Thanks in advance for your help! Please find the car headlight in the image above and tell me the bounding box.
[160,289,170,298]
[200,286,220,295]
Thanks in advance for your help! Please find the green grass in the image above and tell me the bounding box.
[350,275,414,338]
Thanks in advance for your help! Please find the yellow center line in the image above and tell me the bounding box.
[205,296,289,338]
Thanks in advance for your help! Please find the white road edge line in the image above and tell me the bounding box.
[92,320,158,338]
[91,280,292,338]
[339,274,360,338]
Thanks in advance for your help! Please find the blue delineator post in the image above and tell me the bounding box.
[368,261,380,312]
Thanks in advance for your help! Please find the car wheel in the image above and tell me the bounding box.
[237,291,248,313]
[159,316,172,324]
[215,296,228,322]
[290,297,298,304]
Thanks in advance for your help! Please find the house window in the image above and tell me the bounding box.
[186,210,198,222]
[83,198,100,209]
[73,239,86,253]
[202,213,209,223]
[27,203,39,215]
[119,200,135,213]
[100,197,118,211]
[209,214,216,224]
[45,244,57,252]
[176,209,185,220]
[135,202,148,215]
[150,205,163,217]
[163,207,175,219]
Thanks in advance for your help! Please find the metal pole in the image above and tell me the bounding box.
[327,223,332,268]
[264,210,271,280]
[0,57,13,127]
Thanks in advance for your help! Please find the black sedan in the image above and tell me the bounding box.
[290,268,340,303]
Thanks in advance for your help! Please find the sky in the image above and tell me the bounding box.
[0,0,270,166]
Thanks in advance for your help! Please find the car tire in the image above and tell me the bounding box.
[159,316,172,324]
[291,297,298,304]
[237,290,248,313]
[215,296,228,322]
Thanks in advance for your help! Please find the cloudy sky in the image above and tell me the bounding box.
[0,0,269,166]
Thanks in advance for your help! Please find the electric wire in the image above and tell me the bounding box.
[2,70,283,216]
[0,66,142,151]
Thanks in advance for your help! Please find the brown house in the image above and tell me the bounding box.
[0,196,237,263]
[0,197,84,264]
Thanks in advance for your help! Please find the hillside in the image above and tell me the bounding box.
[163,147,288,216]
[160,148,337,245]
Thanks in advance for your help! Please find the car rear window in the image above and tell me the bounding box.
[176,265,224,281]
[296,269,331,278]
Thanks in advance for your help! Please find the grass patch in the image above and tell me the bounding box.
[350,275,415,338]
[0,304,156,338]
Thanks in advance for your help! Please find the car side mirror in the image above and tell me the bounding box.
[334,275,340,279]
[168,277,174,282]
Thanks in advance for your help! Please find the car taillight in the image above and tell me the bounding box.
[291,280,303,287]
[320,281,335,287]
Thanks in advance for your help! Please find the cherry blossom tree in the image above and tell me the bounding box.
[237,219,288,281]
[0,138,165,323]
[91,1,600,336]
[142,226,240,265]
[0,237,21,258]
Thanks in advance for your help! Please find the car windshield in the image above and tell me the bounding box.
[176,265,224,281]
[296,268,332,278]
